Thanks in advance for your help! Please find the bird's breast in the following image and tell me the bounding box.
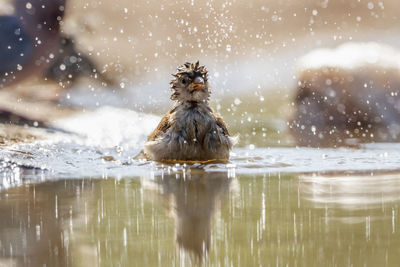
[173,107,214,144]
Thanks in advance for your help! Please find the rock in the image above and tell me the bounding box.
[290,42,400,146]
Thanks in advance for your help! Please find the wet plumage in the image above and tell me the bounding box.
[144,62,236,162]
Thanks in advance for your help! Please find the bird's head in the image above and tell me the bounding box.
[170,61,210,103]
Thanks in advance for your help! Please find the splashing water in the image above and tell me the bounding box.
[0,106,399,187]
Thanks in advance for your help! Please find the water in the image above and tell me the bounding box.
[0,106,399,266]
[1,0,400,264]
[0,170,399,266]
[0,106,399,182]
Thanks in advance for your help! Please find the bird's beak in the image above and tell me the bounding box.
[189,76,205,91]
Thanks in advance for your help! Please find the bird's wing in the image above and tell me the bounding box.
[0,16,33,73]
[147,109,174,141]
[215,116,230,136]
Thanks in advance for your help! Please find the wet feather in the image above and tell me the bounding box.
[144,62,236,162]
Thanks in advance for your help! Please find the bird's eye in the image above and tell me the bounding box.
[181,76,190,84]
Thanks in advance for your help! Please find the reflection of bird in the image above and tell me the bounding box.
[0,0,65,88]
[144,61,236,162]
[144,169,233,258]
[290,43,400,147]
[45,35,115,88]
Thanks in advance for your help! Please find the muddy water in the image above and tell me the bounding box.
[0,169,398,266]
[0,105,398,266]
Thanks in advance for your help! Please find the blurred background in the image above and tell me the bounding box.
[59,0,400,87]
[1,2,400,266]
[1,0,400,146]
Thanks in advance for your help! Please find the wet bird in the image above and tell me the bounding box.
[45,35,115,88]
[0,0,65,88]
[144,61,236,162]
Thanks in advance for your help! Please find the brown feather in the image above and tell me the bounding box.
[144,61,235,162]
[147,109,174,141]
[215,116,230,136]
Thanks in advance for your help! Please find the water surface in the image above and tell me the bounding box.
[0,105,399,267]
[0,169,399,266]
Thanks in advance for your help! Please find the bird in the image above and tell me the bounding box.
[0,0,65,89]
[143,61,236,162]
[45,35,116,88]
